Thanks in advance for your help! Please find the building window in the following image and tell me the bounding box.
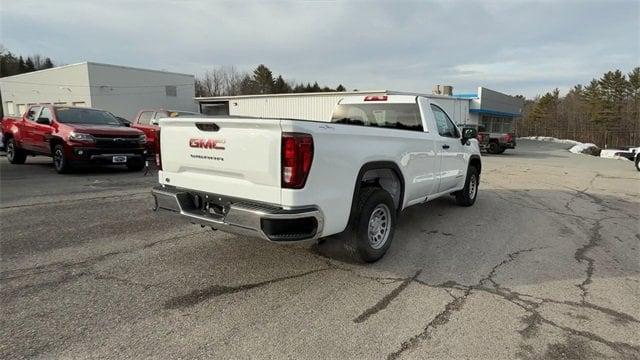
[5,101,15,115]
[17,104,26,116]
[72,102,86,107]
[165,85,177,97]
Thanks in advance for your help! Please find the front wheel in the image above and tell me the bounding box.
[344,187,396,263]
[455,166,479,207]
[6,138,27,164]
[53,144,72,174]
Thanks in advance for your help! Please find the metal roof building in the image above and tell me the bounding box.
[195,87,523,132]
[0,62,197,120]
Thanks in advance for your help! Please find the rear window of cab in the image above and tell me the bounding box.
[331,103,423,132]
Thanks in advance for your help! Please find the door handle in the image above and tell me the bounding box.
[442,144,450,149]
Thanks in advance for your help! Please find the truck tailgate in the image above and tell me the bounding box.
[158,117,282,204]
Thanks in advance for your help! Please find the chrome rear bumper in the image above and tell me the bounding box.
[152,186,323,241]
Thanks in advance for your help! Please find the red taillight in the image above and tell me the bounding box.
[281,133,313,189]
[364,95,388,101]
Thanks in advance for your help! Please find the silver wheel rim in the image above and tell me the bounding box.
[54,149,63,169]
[469,174,477,199]
[7,142,14,161]
[368,204,391,250]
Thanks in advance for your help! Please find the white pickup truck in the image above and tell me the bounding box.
[152,95,481,262]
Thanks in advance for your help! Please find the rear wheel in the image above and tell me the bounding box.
[344,187,396,262]
[6,138,27,164]
[53,144,72,174]
[487,141,500,154]
[497,146,506,154]
[455,166,479,207]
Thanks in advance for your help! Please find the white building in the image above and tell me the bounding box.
[195,87,523,132]
[0,62,196,120]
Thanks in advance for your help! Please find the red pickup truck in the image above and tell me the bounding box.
[1,105,147,173]
[131,109,199,154]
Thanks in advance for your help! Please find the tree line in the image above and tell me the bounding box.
[0,46,55,77]
[195,64,346,97]
[518,67,640,148]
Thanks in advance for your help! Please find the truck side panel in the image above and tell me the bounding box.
[280,120,439,236]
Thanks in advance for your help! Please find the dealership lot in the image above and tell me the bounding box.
[1,140,638,359]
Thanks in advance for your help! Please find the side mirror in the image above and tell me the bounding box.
[461,127,477,144]
[36,117,51,125]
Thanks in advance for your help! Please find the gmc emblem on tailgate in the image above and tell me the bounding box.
[189,138,225,150]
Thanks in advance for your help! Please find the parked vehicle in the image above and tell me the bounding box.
[1,105,147,173]
[613,147,640,171]
[132,109,199,154]
[476,125,516,154]
[152,95,481,262]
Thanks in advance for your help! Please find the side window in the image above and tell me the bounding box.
[39,107,53,122]
[153,111,168,120]
[430,105,458,138]
[26,106,42,121]
[137,111,154,125]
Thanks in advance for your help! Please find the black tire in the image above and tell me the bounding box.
[52,144,72,174]
[126,158,145,171]
[497,146,506,154]
[455,166,479,207]
[635,155,639,172]
[6,138,27,164]
[487,141,500,154]
[344,187,397,263]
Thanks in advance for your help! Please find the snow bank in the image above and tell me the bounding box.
[519,136,581,146]
[569,143,600,156]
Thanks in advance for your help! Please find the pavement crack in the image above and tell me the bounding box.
[386,247,542,359]
[386,287,472,360]
[163,268,329,310]
[353,270,422,323]
[574,219,603,302]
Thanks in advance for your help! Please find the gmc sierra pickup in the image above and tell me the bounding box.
[152,95,481,262]
[2,105,147,173]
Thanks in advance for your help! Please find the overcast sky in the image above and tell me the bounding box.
[1,0,638,97]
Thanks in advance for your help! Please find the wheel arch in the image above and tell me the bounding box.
[469,155,482,174]
[48,136,65,152]
[349,161,405,221]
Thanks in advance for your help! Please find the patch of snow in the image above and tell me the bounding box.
[569,143,599,155]
[519,136,581,146]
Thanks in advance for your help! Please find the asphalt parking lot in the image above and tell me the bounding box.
[1,139,638,359]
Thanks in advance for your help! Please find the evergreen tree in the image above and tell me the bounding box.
[17,56,26,73]
[42,57,54,69]
[273,75,290,93]
[24,57,36,72]
[336,84,346,92]
[252,64,274,94]
[239,74,258,95]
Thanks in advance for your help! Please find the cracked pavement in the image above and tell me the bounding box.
[1,139,638,359]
